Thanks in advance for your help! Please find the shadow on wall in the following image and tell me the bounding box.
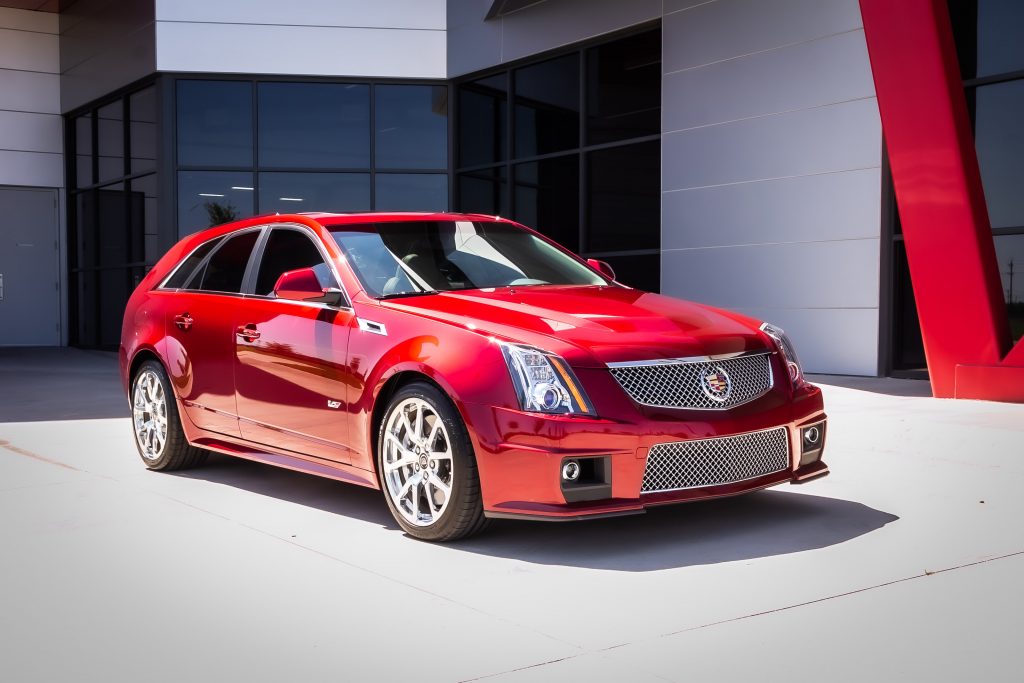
[180,454,898,573]
[0,348,126,423]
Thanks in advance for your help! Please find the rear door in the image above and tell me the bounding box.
[163,228,262,437]
[232,226,356,463]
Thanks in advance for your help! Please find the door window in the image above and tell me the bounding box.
[189,230,259,293]
[254,228,337,296]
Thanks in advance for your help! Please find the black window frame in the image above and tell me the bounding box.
[451,22,661,292]
[169,73,453,235]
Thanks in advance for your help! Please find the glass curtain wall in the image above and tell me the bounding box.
[948,0,1024,342]
[68,82,159,348]
[174,78,449,235]
[454,27,661,291]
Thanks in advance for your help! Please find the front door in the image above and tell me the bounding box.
[0,187,60,345]
[233,227,355,463]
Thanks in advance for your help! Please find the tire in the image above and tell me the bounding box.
[130,359,207,471]
[377,381,488,542]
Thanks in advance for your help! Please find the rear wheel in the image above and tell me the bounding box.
[377,382,487,541]
[131,360,207,471]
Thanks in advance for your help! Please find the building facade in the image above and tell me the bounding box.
[0,0,1020,399]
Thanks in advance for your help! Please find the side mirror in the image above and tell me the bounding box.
[273,268,346,306]
[587,258,616,281]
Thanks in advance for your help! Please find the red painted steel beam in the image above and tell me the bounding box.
[860,0,1023,401]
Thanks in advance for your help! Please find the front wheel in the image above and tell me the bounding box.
[131,360,207,471]
[377,382,487,542]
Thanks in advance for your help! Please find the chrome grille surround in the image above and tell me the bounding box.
[608,351,774,410]
[642,426,791,494]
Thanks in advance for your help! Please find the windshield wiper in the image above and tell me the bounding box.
[376,290,440,300]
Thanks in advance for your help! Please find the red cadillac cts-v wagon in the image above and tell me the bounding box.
[120,212,828,541]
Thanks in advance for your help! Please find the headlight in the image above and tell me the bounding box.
[499,343,595,415]
[760,322,805,386]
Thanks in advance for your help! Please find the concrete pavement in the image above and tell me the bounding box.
[0,348,1021,681]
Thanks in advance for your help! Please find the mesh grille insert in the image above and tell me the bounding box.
[609,352,773,410]
[641,427,790,493]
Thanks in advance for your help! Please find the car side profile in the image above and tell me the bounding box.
[120,212,828,541]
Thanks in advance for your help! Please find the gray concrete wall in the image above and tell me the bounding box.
[661,0,882,375]
[0,7,61,188]
[155,0,447,79]
[59,0,156,113]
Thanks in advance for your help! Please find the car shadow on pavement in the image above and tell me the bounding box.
[460,491,899,571]
[181,454,897,571]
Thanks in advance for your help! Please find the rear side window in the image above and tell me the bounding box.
[254,228,336,296]
[163,237,222,289]
[189,230,260,293]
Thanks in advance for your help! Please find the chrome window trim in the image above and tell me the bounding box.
[606,349,773,368]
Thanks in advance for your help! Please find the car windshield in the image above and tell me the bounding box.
[330,220,607,298]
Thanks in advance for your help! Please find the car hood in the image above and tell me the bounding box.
[381,285,769,367]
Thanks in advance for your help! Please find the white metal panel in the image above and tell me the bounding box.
[0,150,63,188]
[662,168,882,250]
[156,0,446,30]
[663,0,863,73]
[0,68,60,114]
[155,21,446,78]
[663,30,875,132]
[0,110,62,155]
[729,306,880,376]
[660,238,880,311]
[662,98,881,191]
[0,27,59,73]
[498,0,660,63]
[59,25,157,113]
[0,6,58,34]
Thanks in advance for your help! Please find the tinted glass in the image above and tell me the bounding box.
[255,229,334,296]
[514,54,580,158]
[164,237,223,288]
[974,80,1024,228]
[96,184,128,267]
[177,80,253,167]
[514,156,579,252]
[259,82,369,168]
[177,171,255,234]
[331,221,604,297]
[375,85,448,169]
[196,230,259,293]
[130,86,157,174]
[375,174,448,212]
[586,29,660,144]
[994,233,1024,342]
[258,172,370,214]
[892,240,926,371]
[97,100,124,182]
[949,0,1024,79]
[458,74,507,167]
[586,141,660,252]
[132,174,159,264]
[458,167,508,216]
[600,253,660,293]
[75,113,93,188]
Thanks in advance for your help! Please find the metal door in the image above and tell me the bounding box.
[0,187,60,345]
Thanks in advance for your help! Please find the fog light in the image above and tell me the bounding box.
[803,426,820,446]
[561,460,581,481]
[799,421,826,467]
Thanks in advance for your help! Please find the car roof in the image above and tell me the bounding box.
[299,211,505,227]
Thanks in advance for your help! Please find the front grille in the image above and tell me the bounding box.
[641,427,790,493]
[609,352,773,410]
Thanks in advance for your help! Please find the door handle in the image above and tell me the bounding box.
[236,324,260,342]
[173,313,194,330]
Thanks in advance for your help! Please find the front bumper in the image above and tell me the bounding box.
[465,383,828,521]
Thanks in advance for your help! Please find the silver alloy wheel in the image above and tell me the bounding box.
[132,369,168,460]
[382,397,454,527]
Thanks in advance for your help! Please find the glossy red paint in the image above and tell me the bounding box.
[860,0,1024,401]
[120,212,828,520]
